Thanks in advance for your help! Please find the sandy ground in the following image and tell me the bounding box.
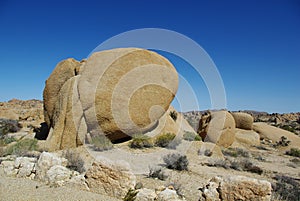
[0,169,121,201]
[1,139,300,201]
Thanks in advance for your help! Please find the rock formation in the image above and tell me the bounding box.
[199,176,272,201]
[231,112,254,130]
[43,48,178,150]
[198,111,236,148]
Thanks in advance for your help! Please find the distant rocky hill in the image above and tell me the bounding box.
[0,99,43,127]
[182,110,300,136]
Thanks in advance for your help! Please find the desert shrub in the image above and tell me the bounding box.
[148,165,168,180]
[286,148,300,158]
[207,159,231,169]
[0,119,22,137]
[169,111,178,122]
[63,150,85,173]
[279,125,296,134]
[155,133,176,148]
[199,149,213,157]
[272,175,300,201]
[206,158,263,174]
[91,135,113,151]
[274,136,291,147]
[231,159,263,174]
[183,131,201,141]
[254,145,269,150]
[123,188,138,201]
[0,136,16,146]
[222,148,251,158]
[163,153,188,171]
[130,134,153,149]
[4,138,38,156]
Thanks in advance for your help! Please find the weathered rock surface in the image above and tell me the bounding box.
[78,48,178,142]
[136,188,157,201]
[231,112,254,130]
[198,111,236,148]
[35,152,68,181]
[234,128,260,146]
[253,122,300,149]
[14,157,36,178]
[0,99,43,127]
[46,165,72,185]
[157,188,181,201]
[200,176,272,201]
[43,58,83,127]
[43,48,178,150]
[85,158,136,198]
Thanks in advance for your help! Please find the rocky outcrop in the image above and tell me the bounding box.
[253,122,300,149]
[35,152,68,181]
[85,158,136,198]
[198,111,236,148]
[43,48,178,150]
[135,188,157,201]
[0,152,88,189]
[199,176,272,201]
[0,99,43,127]
[231,112,253,130]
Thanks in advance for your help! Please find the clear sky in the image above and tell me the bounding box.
[0,0,299,113]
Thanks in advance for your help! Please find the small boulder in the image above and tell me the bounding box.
[14,157,36,178]
[232,112,254,130]
[136,188,157,201]
[35,152,68,181]
[1,160,17,176]
[46,165,72,186]
[85,157,136,198]
[157,188,182,201]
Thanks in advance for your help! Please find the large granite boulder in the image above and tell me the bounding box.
[232,112,254,130]
[43,58,83,127]
[78,48,178,142]
[43,48,178,150]
[198,111,236,148]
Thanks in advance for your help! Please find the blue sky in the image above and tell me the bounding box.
[0,0,299,113]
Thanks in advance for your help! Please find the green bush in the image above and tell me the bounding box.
[183,131,201,141]
[163,153,188,171]
[91,135,113,151]
[286,148,300,158]
[130,134,153,149]
[155,133,176,148]
[4,138,38,156]
[169,111,178,122]
[63,150,85,173]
